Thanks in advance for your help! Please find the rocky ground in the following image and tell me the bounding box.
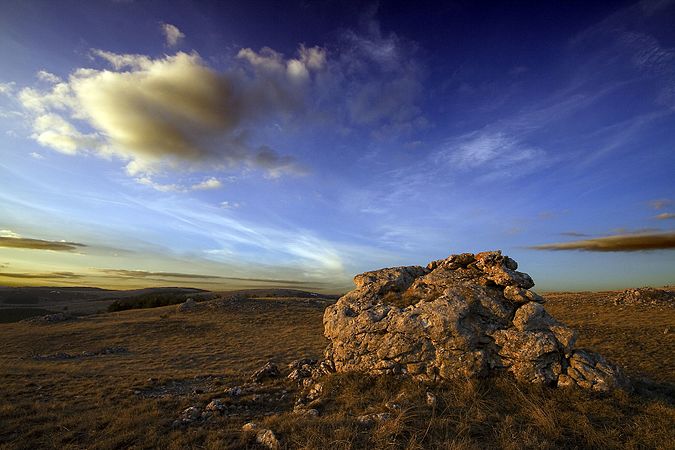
[0,282,673,449]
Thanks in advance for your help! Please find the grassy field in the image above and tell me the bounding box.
[0,291,673,449]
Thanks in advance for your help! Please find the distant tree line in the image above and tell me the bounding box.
[107,293,194,312]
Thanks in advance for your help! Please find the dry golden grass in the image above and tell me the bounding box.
[0,291,673,449]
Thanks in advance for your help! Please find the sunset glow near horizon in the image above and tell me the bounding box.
[0,0,674,293]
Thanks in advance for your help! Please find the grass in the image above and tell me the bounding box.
[0,307,56,323]
[0,292,673,449]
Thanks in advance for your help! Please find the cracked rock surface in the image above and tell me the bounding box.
[323,251,628,391]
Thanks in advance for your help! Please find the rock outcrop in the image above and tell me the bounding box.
[613,287,675,307]
[323,251,628,392]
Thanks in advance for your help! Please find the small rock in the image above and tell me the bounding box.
[356,412,392,426]
[251,362,280,383]
[385,401,401,411]
[293,407,320,417]
[256,429,280,450]
[288,358,318,370]
[177,298,197,312]
[177,406,202,425]
[23,312,73,325]
[226,386,243,396]
[205,399,225,412]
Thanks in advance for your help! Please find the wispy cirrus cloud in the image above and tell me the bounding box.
[654,212,675,220]
[135,176,223,192]
[337,18,427,138]
[0,82,16,95]
[435,131,545,179]
[560,231,592,237]
[97,268,321,285]
[98,268,223,279]
[530,231,675,252]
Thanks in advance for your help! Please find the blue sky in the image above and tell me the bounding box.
[0,0,673,292]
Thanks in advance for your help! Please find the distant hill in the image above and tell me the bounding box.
[215,288,341,300]
[0,286,342,322]
[0,286,208,321]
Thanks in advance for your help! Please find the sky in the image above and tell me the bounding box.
[0,0,674,293]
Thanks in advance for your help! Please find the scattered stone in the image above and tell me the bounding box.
[32,346,128,361]
[23,312,73,325]
[613,287,675,307]
[177,298,197,312]
[323,251,628,391]
[256,429,280,450]
[385,401,402,411]
[356,412,392,426]
[563,349,629,392]
[241,422,258,432]
[251,362,280,383]
[225,386,243,396]
[287,358,318,382]
[426,392,437,407]
[293,407,320,417]
[288,358,319,370]
[173,406,202,427]
[242,423,280,450]
[205,399,225,412]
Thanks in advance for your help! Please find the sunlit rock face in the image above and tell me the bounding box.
[323,251,628,392]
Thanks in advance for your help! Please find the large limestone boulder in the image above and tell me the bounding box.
[323,251,628,392]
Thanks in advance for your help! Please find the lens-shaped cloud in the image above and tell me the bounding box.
[530,232,675,252]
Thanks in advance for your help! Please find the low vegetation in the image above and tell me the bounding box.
[0,291,672,449]
[107,292,198,312]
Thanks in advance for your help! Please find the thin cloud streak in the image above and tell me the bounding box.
[96,268,318,285]
[0,236,86,251]
[0,271,82,279]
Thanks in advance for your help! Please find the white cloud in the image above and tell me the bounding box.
[161,23,185,47]
[0,229,21,238]
[89,49,152,70]
[136,176,225,193]
[31,113,100,155]
[220,201,240,209]
[135,177,182,192]
[30,152,44,159]
[0,82,15,96]
[36,70,61,84]
[16,50,309,179]
[191,177,222,190]
[237,44,326,82]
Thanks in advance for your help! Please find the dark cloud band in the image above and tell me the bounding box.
[530,232,675,252]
